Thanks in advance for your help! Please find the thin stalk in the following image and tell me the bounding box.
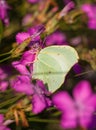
[0,94,25,108]
[52,111,61,117]
[74,70,95,77]
[0,109,7,113]
[0,51,11,57]
[0,56,11,63]
[28,118,59,123]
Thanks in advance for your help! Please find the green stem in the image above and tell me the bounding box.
[74,70,95,77]
[0,51,11,57]
[0,94,25,108]
[46,107,56,111]
[0,56,11,63]
[28,118,59,123]
[52,111,61,117]
[0,109,7,113]
[1,88,13,94]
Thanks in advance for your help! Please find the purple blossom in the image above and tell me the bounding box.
[32,80,51,114]
[0,114,11,130]
[59,1,75,18]
[16,32,30,44]
[0,67,9,92]
[12,75,33,95]
[12,76,51,114]
[70,36,81,46]
[46,31,67,46]
[81,4,96,30]
[0,81,8,91]
[88,114,96,130]
[27,0,41,4]
[0,0,10,26]
[0,67,7,80]
[28,24,45,42]
[12,49,37,75]
[16,25,45,45]
[22,14,32,26]
[63,0,72,5]
[12,61,30,75]
[12,54,51,114]
[52,80,96,129]
[20,50,36,66]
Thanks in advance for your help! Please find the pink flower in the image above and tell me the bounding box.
[12,61,30,75]
[0,114,11,130]
[31,80,51,114]
[12,75,34,95]
[16,32,30,44]
[0,67,9,92]
[16,24,45,44]
[27,0,41,4]
[63,0,72,5]
[81,4,96,29]
[0,81,8,92]
[52,80,96,128]
[59,1,75,18]
[46,31,66,46]
[22,14,32,26]
[12,49,36,75]
[0,0,10,26]
[12,76,51,114]
[20,50,36,66]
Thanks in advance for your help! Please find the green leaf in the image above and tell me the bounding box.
[32,45,79,92]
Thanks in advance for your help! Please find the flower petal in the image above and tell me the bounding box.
[80,95,96,127]
[32,94,46,114]
[0,81,8,91]
[73,80,92,102]
[46,31,66,46]
[16,32,30,44]
[32,82,51,114]
[20,50,36,66]
[12,76,33,95]
[12,61,30,75]
[0,114,4,123]
[52,91,74,112]
[61,110,77,128]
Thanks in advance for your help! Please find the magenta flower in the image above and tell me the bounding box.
[12,75,33,95]
[81,4,96,29]
[0,67,9,92]
[27,0,41,4]
[0,67,7,80]
[32,80,51,114]
[20,50,36,66]
[63,0,72,5]
[0,0,10,26]
[52,80,96,129]
[12,76,51,114]
[12,61,30,75]
[16,24,45,44]
[70,36,81,46]
[22,14,32,26]
[16,32,30,44]
[59,1,75,18]
[0,114,11,130]
[12,49,37,75]
[0,81,8,92]
[88,114,96,130]
[46,31,66,46]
